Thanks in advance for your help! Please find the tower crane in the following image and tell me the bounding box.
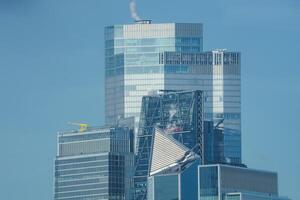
[68,122,89,132]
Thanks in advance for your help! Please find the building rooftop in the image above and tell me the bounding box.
[58,125,112,136]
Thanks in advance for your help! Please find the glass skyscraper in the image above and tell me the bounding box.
[105,22,241,166]
[161,50,241,165]
[54,126,135,200]
[104,22,203,129]
[134,90,203,199]
[105,21,242,200]
[51,17,292,200]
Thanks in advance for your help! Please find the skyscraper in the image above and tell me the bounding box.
[105,21,242,200]
[134,90,203,199]
[105,22,203,129]
[104,22,241,166]
[54,126,135,200]
[160,50,241,165]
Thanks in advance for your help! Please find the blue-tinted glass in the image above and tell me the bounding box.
[152,175,179,200]
[199,166,219,200]
[135,91,203,199]
[180,160,200,200]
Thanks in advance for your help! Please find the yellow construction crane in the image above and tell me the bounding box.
[68,122,89,132]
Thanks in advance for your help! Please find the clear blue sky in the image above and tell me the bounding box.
[0,0,299,199]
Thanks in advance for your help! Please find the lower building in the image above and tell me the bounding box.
[147,161,199,200]
[144,129,291,200]
[54,125,134,200]
[225,192,290,200]
[198,164,289,200]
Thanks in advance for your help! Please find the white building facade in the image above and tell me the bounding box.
[105,22,203,126]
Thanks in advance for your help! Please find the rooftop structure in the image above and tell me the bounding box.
[225,192,291,200]
[198,164,287,200]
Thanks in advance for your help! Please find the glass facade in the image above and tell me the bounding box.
[55,154,122,200]
[161,51,242,165]
[105,24,242,200]
[105,23,241,166]
[54,126,135,200]
[179,160,200,200]
[148,160,200,200]
[100,21,292,200]
[225,192,291,200]
[198,166,219,200]
[203,121,224,164]
[224,194,241,200]
[134,90,203,200]
[105,23,203,131]
[198,165,283,200]
[147,174,179,200]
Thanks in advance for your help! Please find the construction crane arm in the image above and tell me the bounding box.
[68,122,89,132]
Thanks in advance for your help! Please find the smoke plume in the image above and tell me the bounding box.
[130,0,141,21]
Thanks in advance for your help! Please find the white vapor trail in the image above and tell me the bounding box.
[130,0,141,21]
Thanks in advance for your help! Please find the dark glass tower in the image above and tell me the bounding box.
[134,90,203,199]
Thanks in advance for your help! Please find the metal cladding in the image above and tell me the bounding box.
[149,128,199,176]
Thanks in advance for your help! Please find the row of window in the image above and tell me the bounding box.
[59,133,111,143]
[57,173,108,182]
[55,194,111,200]
[203,113,241,120]
[56,161,109,171]
[56,178,107,187]
[55,194,110,200]
[56,167,109,176]
[56,156,109,165]
[106,65,240,77]
[161,52,240,65]
[105,37,202,48]
[55,189,109,199]
[56,183,109,193]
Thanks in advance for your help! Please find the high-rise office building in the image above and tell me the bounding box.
[134,90,203,199]
[54,126,135,200]
[104,22,241,166]
[198,164,290,200]
[160,50,241,165]
[50,5,293,198]
[105,22,203,128]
